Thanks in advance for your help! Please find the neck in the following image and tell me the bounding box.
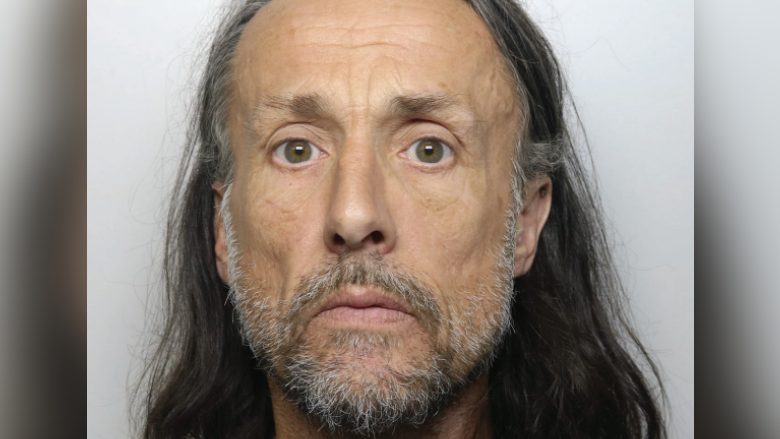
[269,373,492,439]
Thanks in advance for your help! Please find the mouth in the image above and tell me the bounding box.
[313,287,415,327]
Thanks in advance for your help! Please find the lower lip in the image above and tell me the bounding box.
[316,306,413,326]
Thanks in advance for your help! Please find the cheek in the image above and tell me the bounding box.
[395,168,510,295]
[390,152,514,350]
[231,170,328,300]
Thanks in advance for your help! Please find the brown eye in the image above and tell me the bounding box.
[274,140,322,164]
[409,139,452,164]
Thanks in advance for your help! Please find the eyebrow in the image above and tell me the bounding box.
[249,91,474,129]
[252,93,332,121]
[387,93,471,119]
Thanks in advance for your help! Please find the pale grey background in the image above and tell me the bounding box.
[87,0,694,437]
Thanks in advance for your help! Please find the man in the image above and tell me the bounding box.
[137,0,666,438]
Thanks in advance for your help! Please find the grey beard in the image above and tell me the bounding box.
[220,184,517,437]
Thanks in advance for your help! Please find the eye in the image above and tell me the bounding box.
[273,140,324,164]
[405,139,453,164]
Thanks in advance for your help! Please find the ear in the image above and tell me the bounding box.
[513,176,553,277]
[212,181,230,284]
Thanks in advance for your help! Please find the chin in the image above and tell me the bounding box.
[295,328,444,384]
[269,328,456,436]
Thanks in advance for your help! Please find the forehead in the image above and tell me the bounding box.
[232,0,516,116]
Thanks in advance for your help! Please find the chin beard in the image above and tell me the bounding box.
[272,330,458,436]
[219,185,517,436]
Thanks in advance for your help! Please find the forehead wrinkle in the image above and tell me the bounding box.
[289,27,461,60]
[285,3,448,37]
[279,5,471,57]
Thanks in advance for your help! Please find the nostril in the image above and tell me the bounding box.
[330,231,385,249]
[369,231,384,244]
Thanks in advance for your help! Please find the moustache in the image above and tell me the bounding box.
[284,254,443,337]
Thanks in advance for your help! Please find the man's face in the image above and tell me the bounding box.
[214,0,527,433]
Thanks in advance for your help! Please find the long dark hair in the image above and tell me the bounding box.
[134,1,666,438]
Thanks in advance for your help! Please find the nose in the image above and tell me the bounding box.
[324,140,396,255]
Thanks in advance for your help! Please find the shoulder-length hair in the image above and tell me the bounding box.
[135,1,666,438]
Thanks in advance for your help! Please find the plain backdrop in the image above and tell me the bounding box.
[87,0,694,438]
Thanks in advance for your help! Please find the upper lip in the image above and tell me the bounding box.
[315,287,414,317]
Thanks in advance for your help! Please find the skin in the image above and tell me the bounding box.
[211,0,553,437]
